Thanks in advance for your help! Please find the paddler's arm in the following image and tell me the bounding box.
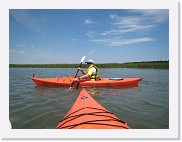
[78,67,86,75]
[72,74,90,82]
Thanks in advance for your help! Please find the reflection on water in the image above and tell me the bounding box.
[85,88,100,97]
[84,84,139,97]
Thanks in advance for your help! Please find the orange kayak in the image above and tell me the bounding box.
[31,76,142,87]
[56,88,130,129]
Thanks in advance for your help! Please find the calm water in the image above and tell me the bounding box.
[9,68,169,129]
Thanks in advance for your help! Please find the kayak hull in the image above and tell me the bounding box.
[56,88,130,129]
[31,76,142,87]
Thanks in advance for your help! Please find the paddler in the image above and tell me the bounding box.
[73,59,99,82]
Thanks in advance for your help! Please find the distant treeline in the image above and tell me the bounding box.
[9,61,169,69]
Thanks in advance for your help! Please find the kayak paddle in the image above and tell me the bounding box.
[69,55,86,89]
[74,55,86,78]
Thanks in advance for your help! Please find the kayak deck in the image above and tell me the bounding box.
[31,76,142,87]
[56,88,130,129]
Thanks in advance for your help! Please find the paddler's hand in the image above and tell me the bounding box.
[72,77,80,82]
[78,67,86,75]
[78,67,83,71]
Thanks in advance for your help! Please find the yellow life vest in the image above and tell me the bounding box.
[86,65,99,81]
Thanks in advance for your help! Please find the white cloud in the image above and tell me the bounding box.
[17,51,26,54]
[129,9,168,23]
[100,24,154,36]
[15,43,35,49]
[84,19,97,25]
[10,49,26,54]
[70,38,77,42]
[86,31,97,37]
[84,19,92,24]
[107,13,166,36]
[87,50,96,55]
[91,37,154,47]
[16,44,25,47]
[88,10,167,47]
[112,10,168,25]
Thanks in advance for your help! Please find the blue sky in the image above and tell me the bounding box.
[9,9,169,64]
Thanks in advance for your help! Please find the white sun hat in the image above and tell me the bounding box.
[85,59,94,64]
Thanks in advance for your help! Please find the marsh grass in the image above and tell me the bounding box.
[9,61,169,69]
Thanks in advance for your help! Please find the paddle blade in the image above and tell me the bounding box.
[80,55,86,63]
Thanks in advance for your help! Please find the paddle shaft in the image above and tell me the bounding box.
[70,64,81,88]
[74,62,82,78]
[70,55,86,89]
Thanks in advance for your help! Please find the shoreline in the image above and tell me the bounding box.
[9,61,169,69]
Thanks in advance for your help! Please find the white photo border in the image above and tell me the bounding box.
[0,0,179,139]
